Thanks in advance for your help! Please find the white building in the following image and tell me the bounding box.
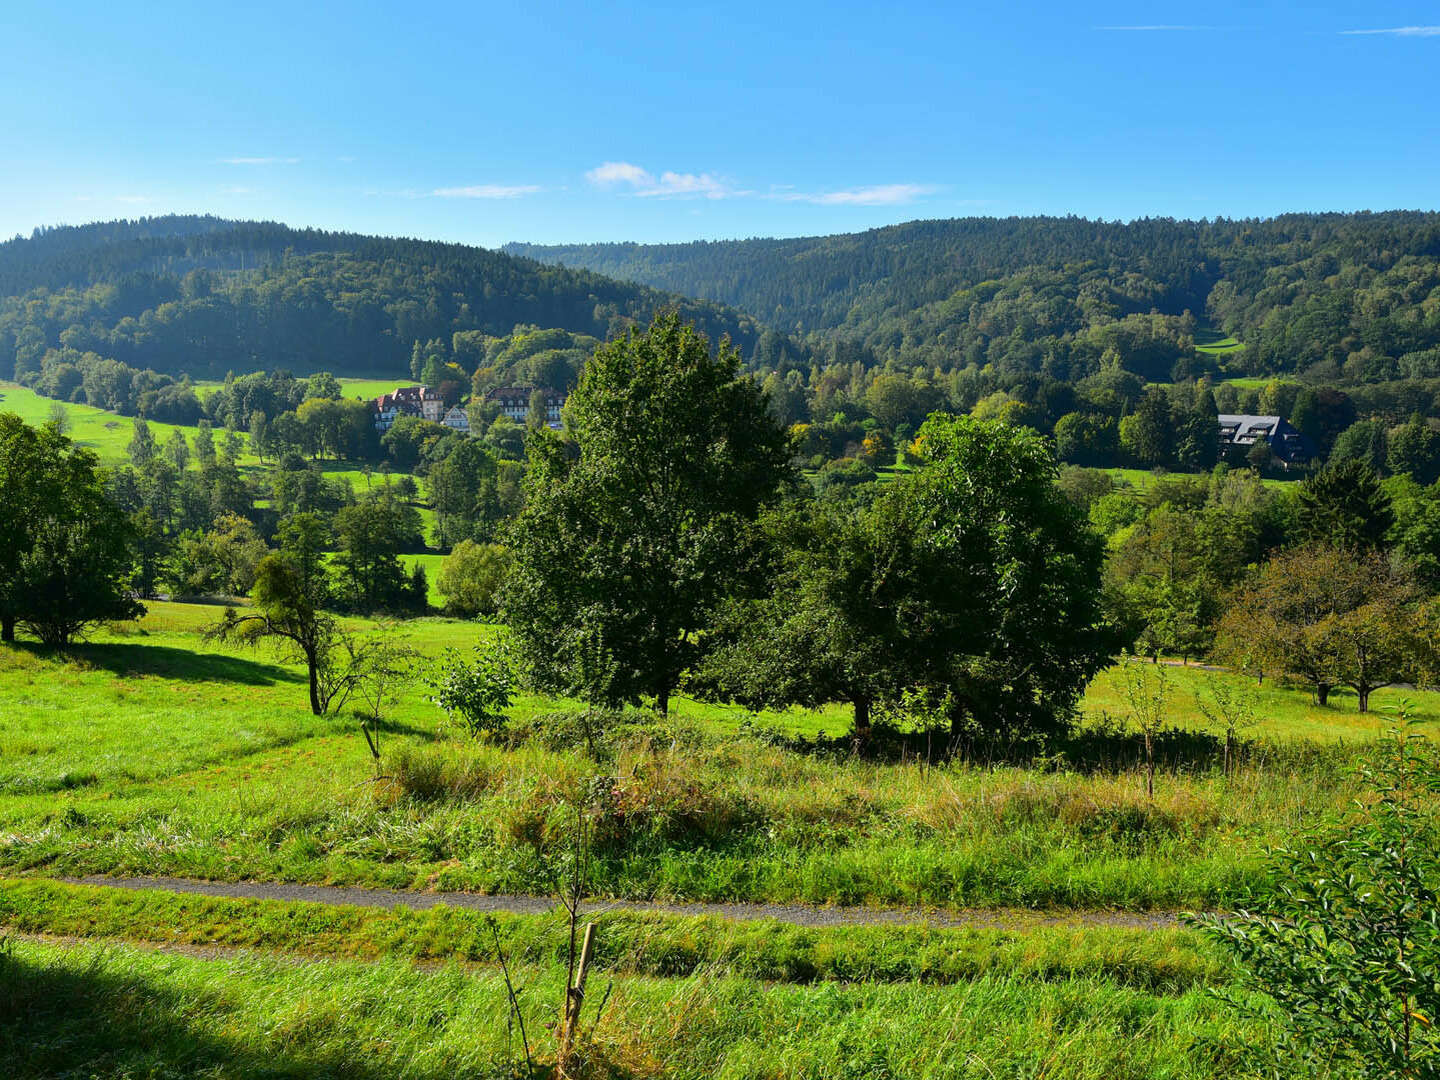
[372,385,445,430]
[441,405,470,434]
[485,385,566,430]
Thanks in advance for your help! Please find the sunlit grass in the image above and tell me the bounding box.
[0,601,1401,910]
[0,935,1273,1079]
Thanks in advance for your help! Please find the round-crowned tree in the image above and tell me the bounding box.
[502,313,789,715]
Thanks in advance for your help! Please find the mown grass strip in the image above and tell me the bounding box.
[0,878,1227,991]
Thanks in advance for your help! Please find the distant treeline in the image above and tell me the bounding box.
[509,212,1440,381]
[0,216,789,387]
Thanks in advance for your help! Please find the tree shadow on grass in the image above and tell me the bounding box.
[16,641,305,686]
[0,946,496,1080]
[766,719,1357,776]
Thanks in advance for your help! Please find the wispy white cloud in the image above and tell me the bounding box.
[637,171,738,199]
[432,184,542,199]
[771,183,938,206]
[586,161,653,186]
[584,161,739,199]
[219,185,255,196]
[1341,25,1440,36]
[1095,25,1211,31]
[219,156,300,165]
[585,162,938,206]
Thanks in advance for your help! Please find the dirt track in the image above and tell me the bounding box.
[60,874,1182,931]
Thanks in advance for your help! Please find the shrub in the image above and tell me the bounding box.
[425,639,516,738]
[1191,720,1440,1078]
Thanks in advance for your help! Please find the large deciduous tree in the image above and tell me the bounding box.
[1214,546,1421,711]
[502,313,789,715]
[698,415,1121,743]
[0,413,143,646]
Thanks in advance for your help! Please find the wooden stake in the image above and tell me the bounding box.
[558,922,597,1073]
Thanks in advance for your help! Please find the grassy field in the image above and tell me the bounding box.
[0,600,1410,1075]
[0,381,220,467]
[1194,329,1243,357]
[0,601,1409,910]
[1105,466,1295,491]
[192,376,408,402]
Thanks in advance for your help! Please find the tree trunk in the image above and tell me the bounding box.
[1358,686,1370,714]
[1145,732,1155,800]
[306,650,323,715]
[852,697,872,753]
[656,688,669,717]
[1316,682,1330,707]
[1,615,13,643]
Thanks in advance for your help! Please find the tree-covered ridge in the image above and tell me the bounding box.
[0,216,782,384]
[508,212,1440,381]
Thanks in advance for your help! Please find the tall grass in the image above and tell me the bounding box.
[0,936,1279,1079]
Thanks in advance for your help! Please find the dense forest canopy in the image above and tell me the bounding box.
[508,212,1440,382]
[0,216,779,387]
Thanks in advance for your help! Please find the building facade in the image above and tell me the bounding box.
[484,386,566,430]
[372,385,445,430]
[441,405,470,433]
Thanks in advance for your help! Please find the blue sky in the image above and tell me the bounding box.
[2,1,1438,247]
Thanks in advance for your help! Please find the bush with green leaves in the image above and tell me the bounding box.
[425,639,516,738]
[1191,718,1440,1079]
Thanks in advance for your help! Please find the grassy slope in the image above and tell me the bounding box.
[1104,467,1294,491]
[1194,329,1244,357]
[0,379,442,547]
[0,601,1418,911]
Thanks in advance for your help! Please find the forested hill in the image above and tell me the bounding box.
[0,216,781,384]
[508,213,1440,381]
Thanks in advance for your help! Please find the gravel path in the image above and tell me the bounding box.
[61,875,1180,931]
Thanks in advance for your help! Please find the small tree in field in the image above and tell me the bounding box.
[1214,546,1420,711]
[1194,674,1260,777]
[346,626,420,777]
[1191,718,1440,1078]
[1120,661,1171,798]
[208,554,339,715]
[1,417,143,646]
[436,540,510,619]
[426,636,517,738]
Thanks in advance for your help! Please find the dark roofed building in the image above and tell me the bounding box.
[1217,414,1314,468]
[485,385,566,430]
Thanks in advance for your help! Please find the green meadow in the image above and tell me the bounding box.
[0,600,1408,909]
[0,379,443,547]
[1194,329,1243,357]
[0,932,1271,1080]
[0,381,1404,1078]
[0,557,1418,1080]
[0,381,222,467]
[0,599,1395,1077]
